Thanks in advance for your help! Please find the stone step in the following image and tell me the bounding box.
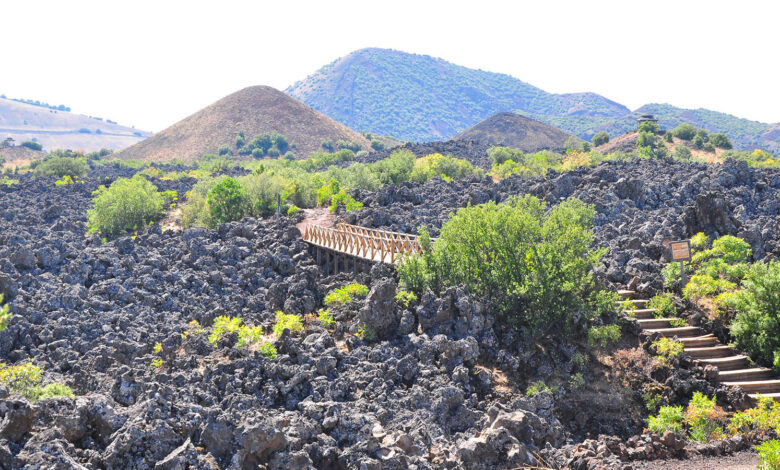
[722,380,780,393]
[618,290,636,299]
[749,393,780,401]
[638,318,678,329]
[627,308,658,320]
[684,345,733,359]
[719,368,775,382]
[619,299,649,306]
[644,326,702,338]
[678,335,718,348]
[697,355,750,371]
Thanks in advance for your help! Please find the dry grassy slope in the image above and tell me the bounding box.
[597,131,728,163]
[0,98,149,151]
[0,145,44,169]
[116,86,371,162]
[453,112,580,153]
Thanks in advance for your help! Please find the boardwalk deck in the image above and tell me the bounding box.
[301,223,430,265]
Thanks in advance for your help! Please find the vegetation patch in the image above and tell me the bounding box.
[87,175,166,236]
[0,362,73,400]
[273,311,304,336]
[587,325,621,348]
[324,283,369,306]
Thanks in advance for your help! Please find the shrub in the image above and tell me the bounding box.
[207,177,246,225]
[321,139,335,152]
[336,140,361,152]
[87,175,165,236]
[683,273,736,300]
[673,123,697,141]
[395,290,417,308]
[317,309,335,328]
[236,326,264,348]
[258,342,277,359]
[0,294,9,333]
[693,135,705,149]
[325,283,369,305]
[653,337,683,364]
[0,177,18,187]
[637,131,655,148]
[273,311,304,336]
[638,121,660,134]
[488,146,525,166]
[21,140,42,150]
[370,139,385,150]
[731,262,780,365]
[685,392,725,442]
[356,323,377,342]
[729,394,780,436]
[758,440,780,470]
[329,189,363,213]
[218,144,231,156]
[708,133,732,150]
[673,145,692,160]
[208,316,243,345]
[589,290,620,317]
[409,153,477,183]
[664,132,674,143]
[647,405,684,435]
[34,156,89,178]
[591,131,610,147]
[400,196,603,336]
[0,362,72,400]
[287,205,300,216]
[648,292,676,318]
[690,232,709,249]
[587,325,621,348]
[36,383,75,399]
[526,380,553,397]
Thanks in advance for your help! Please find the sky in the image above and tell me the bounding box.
[2,0,778,132]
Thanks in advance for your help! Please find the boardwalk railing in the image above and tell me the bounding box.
[301,223,432,265]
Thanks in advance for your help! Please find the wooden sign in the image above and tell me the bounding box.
[670,240,691,262]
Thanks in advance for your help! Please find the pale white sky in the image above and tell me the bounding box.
[3,0,778,132]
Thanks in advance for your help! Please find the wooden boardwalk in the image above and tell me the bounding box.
[301,223,430,268]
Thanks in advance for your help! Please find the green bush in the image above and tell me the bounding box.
[638,121,660,134]
[685,392,725,442]
[673,145,692,160]
[409,153,477,183]
[589,290,620,317]
[317,309,335,328]
[653,337,684,364]
[370,139,385,150]
[487,146,525,166]
[0,362,73,400]
[587,325,621,348]
[729,395,780,436]
[21,141,42,150]
[36,383,75,400]
[395,290,418,308]
[0,294,9,333]
[690,232,709,249]
[87,175,165,236]
[208,316,243,345]
[397,196,603,336]
[637,131,655,148]
[325,283,369,305]
[207,177,246,225]
[648,292,676,318]
[273,311,304,336]
[758,440,780,470]
[526,380,553,397]
[287,205,300,215]
[693,135,705,149]
[258,342,277,359]
[329,189,363,213]
[34,156,89,178]
[664,132,674,143]
[647,405,684,435]
[591,131,610,147]
[236,326,263,348]
[672,123,697,141]
[731,262,780,365]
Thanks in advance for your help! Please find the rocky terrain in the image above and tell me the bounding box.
[0,157,777,468]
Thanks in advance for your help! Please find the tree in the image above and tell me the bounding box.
[34,156,89,178]
[218,144,232,156]
[370,139,385,151]
[87,175,165,235]
[709,133,733,150]
[207,177,246,225]
[674,145,692,160]
[637,131,655,148]
[672,123,697,141]
[487,146,524,166]
[21,141,42,151]
[591,132,610,147]
[638,121,660,134]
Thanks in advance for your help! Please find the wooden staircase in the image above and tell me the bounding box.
[620,289,780,401]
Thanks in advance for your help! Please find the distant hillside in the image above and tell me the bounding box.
[116,86,370,162]
[0,97,149,151]
[453,112,579,153]
[286,48,628,142]
[287,48,779,154]
[527,104,779,153]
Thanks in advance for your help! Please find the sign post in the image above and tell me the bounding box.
[669,240,692,287]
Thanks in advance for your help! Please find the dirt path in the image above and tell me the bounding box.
[296,207,336,235]
[636,451,758,469]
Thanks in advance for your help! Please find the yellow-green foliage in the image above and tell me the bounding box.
[647,405,684,435]
[153,342,162,354]
[0,294,10,332]
[273,311,304,336]
[0,177,19,187]
[756,440,780,470]
[54,175,83,186]
[683,273,737,300]
[208,316,243,345]
[526,380,553,397]
[287,205,300,215]
[258,342,277,359]
[151,358,163,368]
[587,324,621,348]
[409,153,478,183]
[729,394,780,436]
[355,323,377,342]
[395,290,418,308]
[324,283,369,306]
[653,337,684,364]
[87,175,165,236]
[648,292,676,318]
[685,392,725,442]
[237,326,264,348]
[0,362,73,400]
[317,309,335,328]
[690,232,709,249]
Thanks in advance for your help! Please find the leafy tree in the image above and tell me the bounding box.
[409,153,477,183]
[693,135,705,149]
[336,140,362,152]
[731,262,780,366]
[708,133,733,150]
[218,144,232,156]
[370,139,385,151]
[207,177,246,225]
[397,196,603,336]
[591,131,610,147]
[34,156,89,178]
[638,121,660,134]
[487,146,524,166]
[673,123,697,141]
[21,141,42,150]
[321,139,335,152]
[674,145,692,160]
[637,131,655,148]
[87,175,165,235]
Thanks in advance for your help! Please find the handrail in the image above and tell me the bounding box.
[301,223,432,265]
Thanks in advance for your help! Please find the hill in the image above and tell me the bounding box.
[287,48,780,154]
[0,97,149,151]
[116,86,370,162]
[453,112,579,152]
[286,48,628,142]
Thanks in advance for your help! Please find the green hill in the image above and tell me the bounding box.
[287,48,779,153]
[286,48,628,142]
